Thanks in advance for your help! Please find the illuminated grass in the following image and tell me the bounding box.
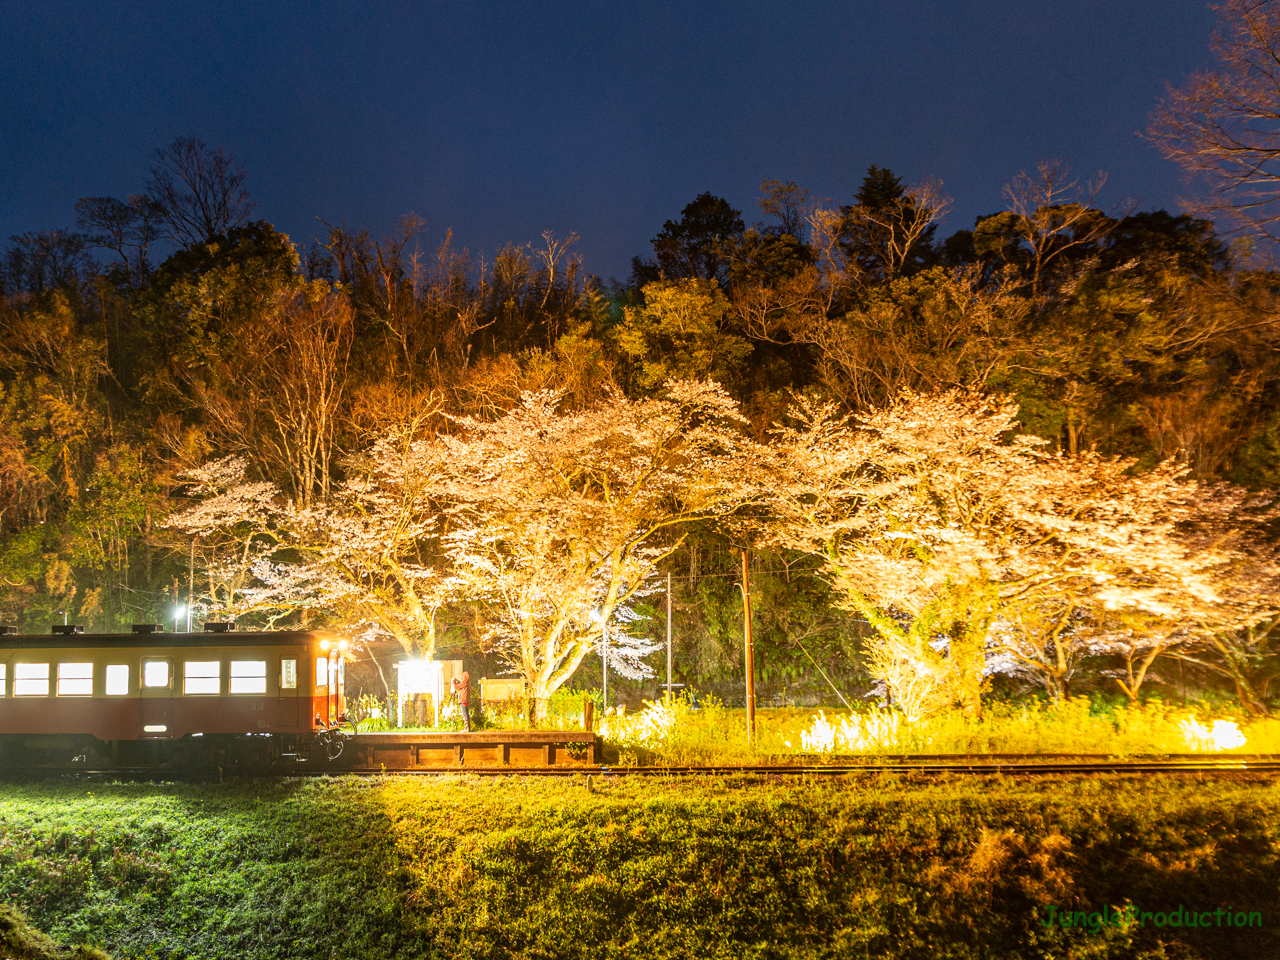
[0,774,1276,958]
[596,696,1280,764]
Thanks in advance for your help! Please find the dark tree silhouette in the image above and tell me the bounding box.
[75,194,165,283]
[144,136,255,247]
[632,192,744,288]
[1,229,96,296]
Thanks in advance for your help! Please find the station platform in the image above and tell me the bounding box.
[343,729,599,769]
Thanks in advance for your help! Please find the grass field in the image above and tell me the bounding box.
[0,772,1276,959]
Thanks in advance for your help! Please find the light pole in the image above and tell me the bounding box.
[187,538,195,632]
[592,609,609,710]
[741,549,756,747]
[174,605,186,634]
[666,572,673,705]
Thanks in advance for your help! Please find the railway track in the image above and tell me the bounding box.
[15,755,1280,779]
[339,757,1280,777]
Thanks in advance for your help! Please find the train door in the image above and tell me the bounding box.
[337,653,345,720]
[326,652,343,725]
[279,656,299,727]
[140,657,173,738]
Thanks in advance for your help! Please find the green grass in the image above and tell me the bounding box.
[0,773,1276,958]
[0,904,110,959]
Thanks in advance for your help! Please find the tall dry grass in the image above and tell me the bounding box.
[596,694,1279,764]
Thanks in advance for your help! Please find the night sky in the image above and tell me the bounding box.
[1,1,1218,283]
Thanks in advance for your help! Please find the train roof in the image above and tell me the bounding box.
[0,629,333,649]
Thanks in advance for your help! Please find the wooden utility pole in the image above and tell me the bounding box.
[741,548,755,746]
[666,572,673,705]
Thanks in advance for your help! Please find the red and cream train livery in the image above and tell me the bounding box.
[0,624,349,767]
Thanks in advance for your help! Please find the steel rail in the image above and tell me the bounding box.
[335,760,1280,777]
[13,757,1280,779]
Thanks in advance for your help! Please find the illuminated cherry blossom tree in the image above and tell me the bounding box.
[166,456,300,623]
[1079,480,1280,704]
[430,380,757,720]
[170,381,761,722]
[764,390,1280,715]
[168,431,454,654]
[171,383,1279,721]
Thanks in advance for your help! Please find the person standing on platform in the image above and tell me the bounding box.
[452,671,472,731]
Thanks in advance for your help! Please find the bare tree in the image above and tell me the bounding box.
[842,176,952,283]
[191,287,354,508]
[369,214,426,377]
[145,136,255,246]
[75,194,164,282]
[532,229,579,312]
[1149,0,1280,245]
[2,230,96,296]
[318,220,374,288]
[757,179,812,239]
[1001,160,1115,297]
[1133,379,1257,480]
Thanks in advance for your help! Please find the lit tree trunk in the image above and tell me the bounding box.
[1207,632,1272,717]
[1115,644,1164,702]
[950,630,987,720]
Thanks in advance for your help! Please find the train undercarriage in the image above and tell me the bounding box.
[0,728,602,776]
[0,728,354,776]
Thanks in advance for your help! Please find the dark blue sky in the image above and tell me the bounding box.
[0,1,1218,282]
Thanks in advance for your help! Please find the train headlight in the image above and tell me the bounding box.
[320,640,331,651]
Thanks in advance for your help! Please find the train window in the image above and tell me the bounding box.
[184,661,220,695]
[142,661,169,688]
[13,663,49,697]
[315,657,327,688]
[0,663,5,696]
[105,664,129,695]
[56,662,93,696]
[281,659,297,689]
[229,660,267,694]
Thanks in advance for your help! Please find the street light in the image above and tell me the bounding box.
[173,605,186,634]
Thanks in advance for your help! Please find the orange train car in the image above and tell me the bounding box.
[0,624,350,768]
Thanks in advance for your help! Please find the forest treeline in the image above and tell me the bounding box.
[3,136,1279,709]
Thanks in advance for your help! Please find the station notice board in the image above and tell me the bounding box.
[479,677,525,703]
